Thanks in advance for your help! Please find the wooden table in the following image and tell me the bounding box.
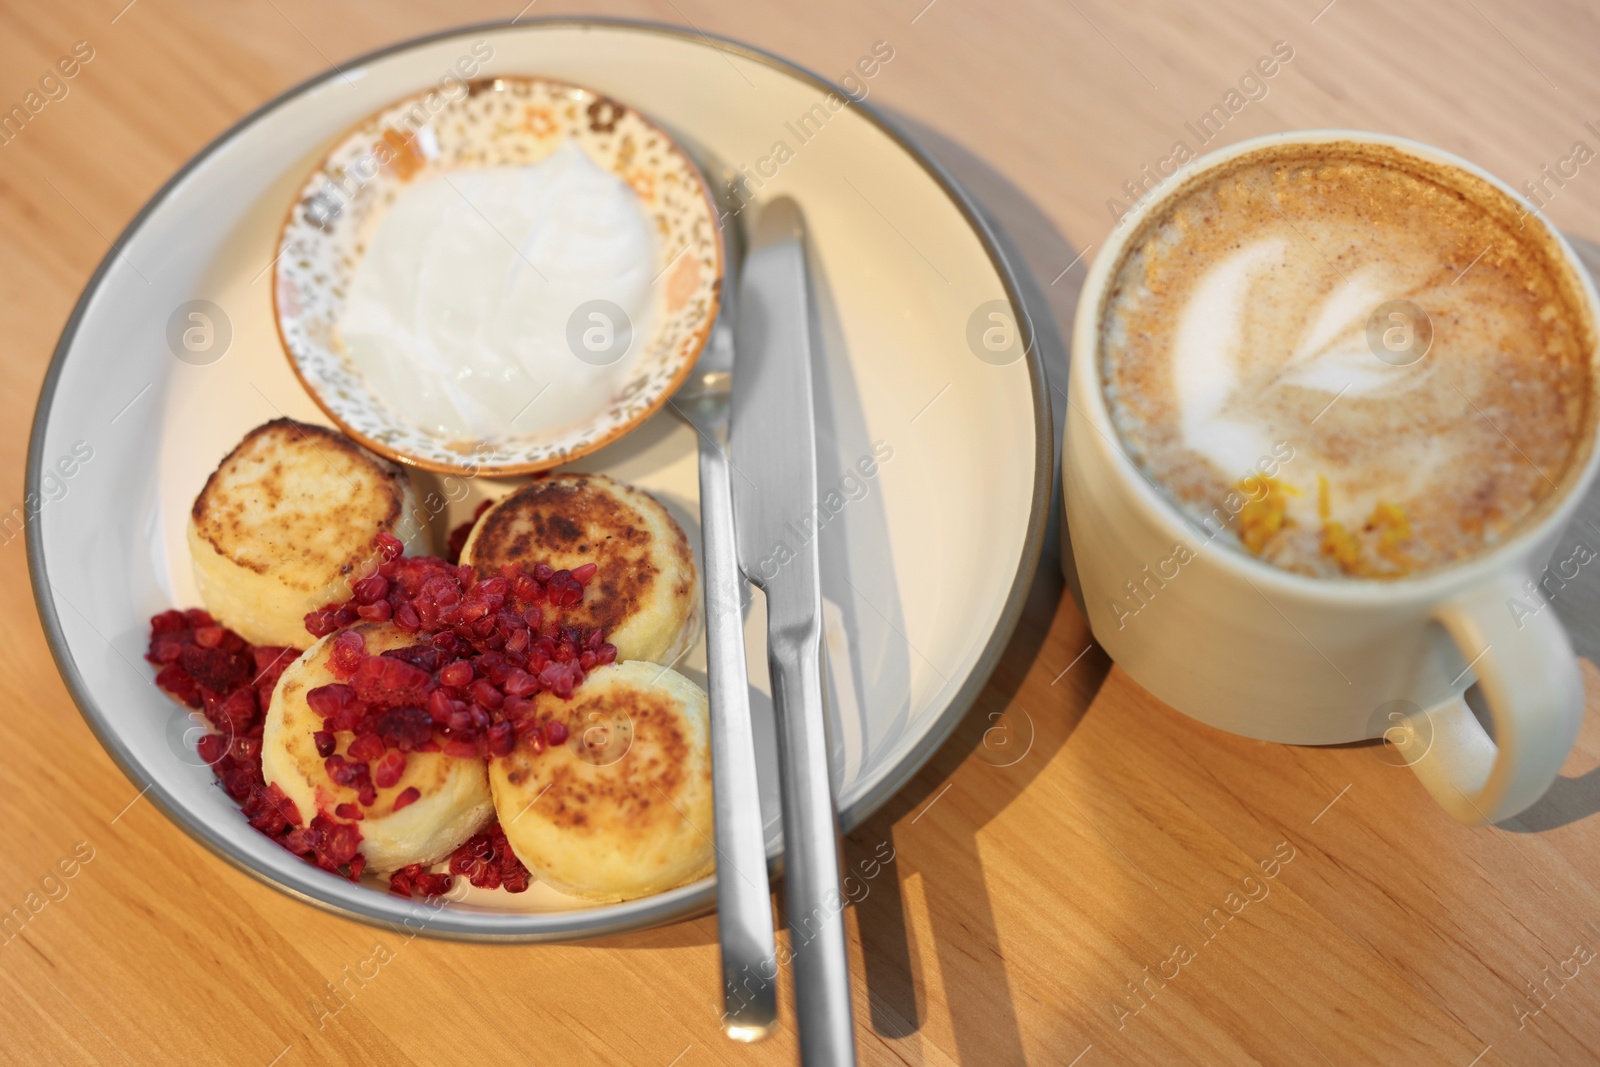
[6,1,1600,1063]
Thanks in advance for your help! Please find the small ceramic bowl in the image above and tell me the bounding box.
[273,76,723,476]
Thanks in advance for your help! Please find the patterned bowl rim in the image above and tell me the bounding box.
[269,73,725,476]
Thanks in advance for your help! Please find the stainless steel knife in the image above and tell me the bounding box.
[729,197,858,1066]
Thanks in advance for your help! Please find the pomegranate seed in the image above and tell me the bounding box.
[428,688,458,725]
[155,664,202,708]
[373,704,433,751]
[532,562,554,582]
[324,754,361,786]
[443,739,478,759]
[327,702,362,734]
[350,654,431,704]
[313,730,336,758]
[357,601,393,622]
[194,625,224,648]
[501,669,537,698]
[347,732,385,762]
[306,683,359,720]
[447,822,530,891]
[468,678,503,710]
[384,643,444,673]
[335,802,364,821]
[596,643,618,665]
[571,562,597,584]
[439,661,473,688]
[180,645,251,692]
[392,786,421,811]
[374,750,407,789]
[487,721,515,757]
[544,720,569,746]
[150,609,187,634]
[320,819,362,867]
[329,630,365,677]
[303,609,341,638]
[352,575,388,605]
[518,724,546,753]
[215,688,260,733]
[195,733,227,766]
[394,602,421,631]
[375,531,405,562]
[221,767,257,801]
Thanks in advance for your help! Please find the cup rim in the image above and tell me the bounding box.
[1069,127,1600,607]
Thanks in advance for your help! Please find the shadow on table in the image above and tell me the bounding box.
[1505,767,1600,832]
[834,112,1111,1063]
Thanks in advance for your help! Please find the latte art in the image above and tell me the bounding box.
[1101,143,1595,578]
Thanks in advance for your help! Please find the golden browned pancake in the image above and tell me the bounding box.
[262,621,492,871]
[188,419,425,647]
[461,473,699,664]
[489,661,712,901]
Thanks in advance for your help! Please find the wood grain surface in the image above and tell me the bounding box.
[6,1,1600,1064]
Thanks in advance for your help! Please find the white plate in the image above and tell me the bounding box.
[27,19,1049,940]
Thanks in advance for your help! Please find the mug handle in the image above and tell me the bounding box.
[1406,571,1584,824]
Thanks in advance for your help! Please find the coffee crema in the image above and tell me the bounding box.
[1100,142,1596,579]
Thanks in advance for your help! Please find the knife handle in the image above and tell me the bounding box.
[768,622,858,1066]
[699,439,780,1040]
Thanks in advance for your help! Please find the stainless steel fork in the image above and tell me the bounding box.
[673,162,778,1041]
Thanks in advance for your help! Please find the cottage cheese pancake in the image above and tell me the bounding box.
[461,474,700,665]
[1101,142,1595,578]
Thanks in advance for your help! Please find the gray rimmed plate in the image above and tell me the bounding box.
[27,18,1049,941]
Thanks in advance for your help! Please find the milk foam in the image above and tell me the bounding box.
[1101,144,1593,577]
[1172,238,1284,481]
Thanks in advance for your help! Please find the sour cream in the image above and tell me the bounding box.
[338,141,657,439]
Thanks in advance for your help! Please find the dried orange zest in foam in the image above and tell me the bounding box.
[1236,477,1296,555]
[1320,521,1363,572]
[1319,500,1413,578]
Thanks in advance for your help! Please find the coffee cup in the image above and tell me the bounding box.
[1063,130,1600,824]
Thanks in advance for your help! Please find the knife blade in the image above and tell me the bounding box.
[729,197,857,1067]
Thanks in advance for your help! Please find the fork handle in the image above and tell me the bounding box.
[698,436,779,1039]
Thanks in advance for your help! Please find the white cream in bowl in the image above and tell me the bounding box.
[338,141,657,440]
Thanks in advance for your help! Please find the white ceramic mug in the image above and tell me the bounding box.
[1063,130,1600,824]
